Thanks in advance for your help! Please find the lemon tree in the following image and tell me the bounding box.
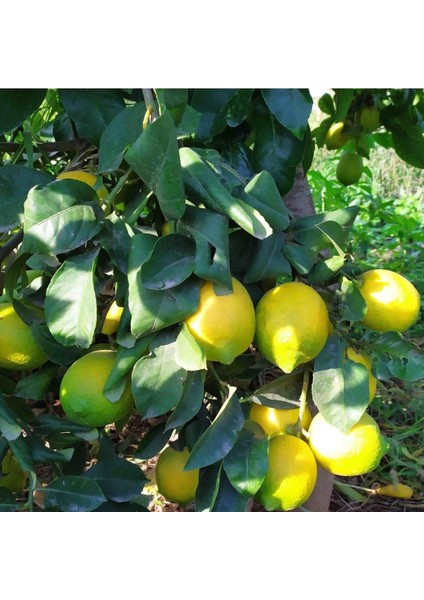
[0,87,422,513]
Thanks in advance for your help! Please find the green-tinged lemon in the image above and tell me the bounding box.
[0,303,48,371]
[155,446,199,506]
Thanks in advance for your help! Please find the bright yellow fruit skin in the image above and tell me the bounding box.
[255,282,330,373]
[325,122,348,150]
[101,301,123,335]
[185,278,256,365]
[308,412,388,477]
[57,170,108,200]
[360,106,381,133]
[249,403,312,436]
[258,434,317,511]
[346,347,377,403]
[155,446,199,506]
[358,269,421,333]
[60,350,134,427]
[0,452,27,494]
[374,483,413,499]
[336,152,363,186]
[0,304,48,371]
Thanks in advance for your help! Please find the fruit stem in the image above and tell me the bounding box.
[295,369,310,437]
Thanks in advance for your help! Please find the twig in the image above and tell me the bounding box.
[0,229,24,264]
[142,89,159,124]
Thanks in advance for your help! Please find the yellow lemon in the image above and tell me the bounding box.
[249,403,312,436]
[374,483,413,499]
[255,282,330,373]
[60,350,134,427]
[0,452,27,494]
[358,269,421,333]
[101,301,123,335]
[308,412,388,477]
[258,434,317,511]
[57,170,108,200]
[346,346,377,403]
[360,106,381,133]
[184,278,256,365]
[155,446,199,506]
[325,121,348,150]
[0,303,48,371]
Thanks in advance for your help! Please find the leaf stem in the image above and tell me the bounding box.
[142,89,159,125]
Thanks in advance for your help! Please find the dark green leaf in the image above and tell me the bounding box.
[282,242,315,274]
[134,423,171,460]
[59,89,125,146]
[291,207,359,252]
[22,180,104,255]
[140,234,196,290]
[0,89,46,134]
[155,89,200,137]
[318,93,335,116]
[191,89,245,141]
[32,414,99,441]
[308,255,346,285]
[243,170,290,231]
[31,324,86,366]
[333,89,355,121]
[226,89,254,127]
[312,334,370,432]
[94,500,149,512]
[221,143,254,180]
[0,488,18,512]
[26,436,73,464]
[0,165,54,232]
[262,89,312,140]
[83,458,147,502]
[223,427,269,497]
[131,329,187,418]
[370,332,424,382]
[125,111,185,220]
[41,475,106,512]
[244,232,292,284]
[184,388,244,470]
[0,395,22,441]
[45,248,99,348]
[97,217,134,275]
[165,370,206,431]
[98,102,145,173]
[248,372,303,409]
[14,367,56,400]
[195,462,222,512]
[211,470,249,512]
[392,126,424,168]
[338,277,367,322]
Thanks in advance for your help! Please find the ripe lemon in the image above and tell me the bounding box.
[374,483,413,499]
[358,269,420,333]
[101,301,123,335]
[308,412,388,477]
[0,303,48,371]
[255,282,330,373]
[57,170,108,200]
[346,346,377,403]
[258,434,317,511]
[336,152,363,186]
[0,452,27,494]
[360,106,381,133]
[155,446,199,505]
[60,350,134,427]
[249,403,312,436]
[184,277,256,365]
[325,122,348,150]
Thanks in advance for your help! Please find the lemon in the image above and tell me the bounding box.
[60,350,134,427]
[255,282,330,373]
[249,403,312,436]
[325,122,348,150]
[0,303,48,371]
[258,434,317,511]
[57,170,108,200]
[360,106,380,133]
[358,269,420,333]
[336,152,363,186]
[0,452,27,494]
[374,483,413,499]
[346,346,377,403]
[155,446,199,506]
[101,301,123,335]
[184,277,256,365]
[308,412,388,477]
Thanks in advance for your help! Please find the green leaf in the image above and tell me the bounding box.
[308,255,346,285]
[94,500,149,512]
[282,242,316,274]
[0,394,22,441]
[97,217,134,275]
[243,232,292,284]
[318,93,335,116]
[211,471,249,512]
[125,111,185,220]
[0,165,54,232]
[22,180,104,255]
[195,462,222,512]
[59,89,125,146]
[252,97,305,196]
[291,207,359,252]
[180,147,271,240]
[31,324,86,366]
[0,89,46,134]
[184,388,244,470]
[190,89,252,141]
[370,332,424,382]
[0,488,18,512]
[177,205,232,289]
[41,475,106,512]
[83,458,147,502]
[32,414,99,441]
[134,423,171,459]
[392,126,424,168]
[175,324,207,371]
[312,334,370,432]
[338,277,367,322]
[131,329,187,418]
[26,436,74,464]
[155,89,201,137]
[45,248,99,348]
[14,367,56,400]
[223,427,269,497]
[333,89,355,121]
[165,370,206,431]
[248,372,304,409]
[140,234,196,290]
[243,170,290,231]
[98,102,145,173]
[262,89,312,140]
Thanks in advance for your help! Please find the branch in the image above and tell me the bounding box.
[0,229,24,264]
[0,139,90,154]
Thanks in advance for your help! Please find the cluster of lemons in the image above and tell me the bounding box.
[325,104,381,186]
